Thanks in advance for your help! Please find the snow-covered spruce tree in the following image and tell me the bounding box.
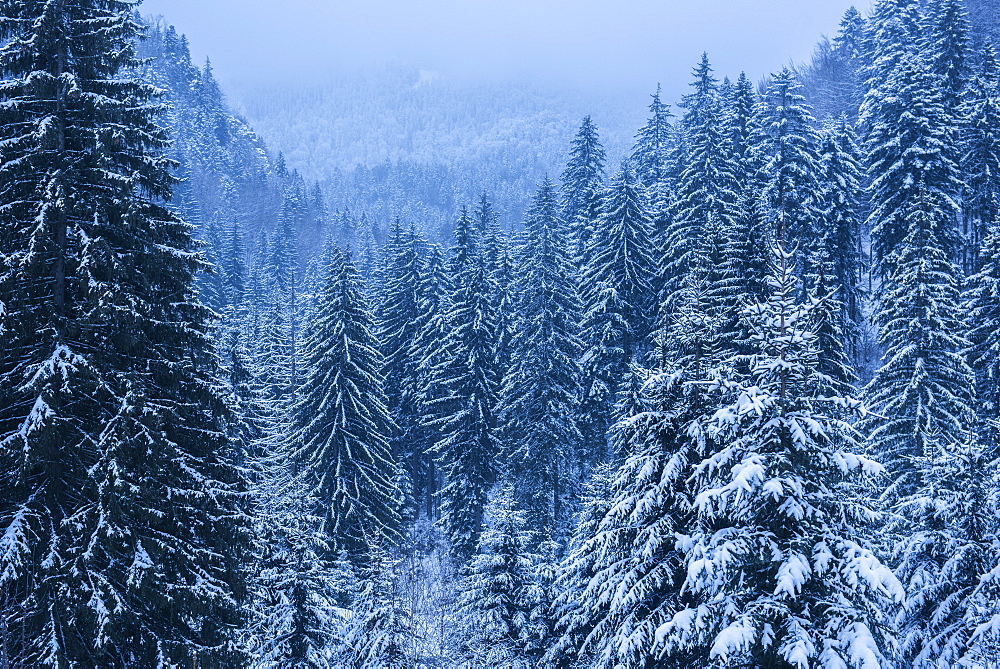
[499,179,584,533]
[816,117,866,362]
[223,217,249,309]
[808,252,859,396]
[967,226,1000,420]
[0,2,246,664]
[658,245,903,668]
[547,365,712,669]
[249,466,354,668]
[377,221,427,515]
[549,288,730,669]
[711,189,773,362]
[663,53,737,312]
[431,211,501,558]
[924,0,971,109]
[578,166,656,452]
[406,243,451,519]
[755,67,823,277]
[866,128,973,494]
[631,84,673,189]
[348,541,414,668]
[723,71,761,189]
[545,462,615,667]
[460,484,536,667]
[961,51,1000,269]
[892,434,1000,667]
[862,49,963,276]
[199,216,228,314]
[524,534,561,660]
[862,0,923,95]
[257,213,301,413]
[561,116,607,268]
[292,246,400,556]
[379,220,424,414]
[863,197,995,668]
[632,85,676,301]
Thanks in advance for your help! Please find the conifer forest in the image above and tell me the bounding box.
[4,0,1000,666]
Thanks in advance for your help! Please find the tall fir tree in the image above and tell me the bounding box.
[499,179,584,534]
[816,117,867,362]
[560,116,607,268]
[0,2,246,663]
[460,484,536,667]
[755,67,823,264]
[925,0,971,109]
[663,54,737,313]
[431,212,501,558]
[863,193,975,492]
[892,434,1000,667]
[348,542,413,668]
[292,247,400,556]
[659,247,903,668]
[377,221,426,497]
[548,367,709,669]
[578,166,656,459]
[630,85,673,189]
[862,48,963,275]
[250,466,353,668]
[406,244,451,519]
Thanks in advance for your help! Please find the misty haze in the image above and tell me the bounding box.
[2,0,1000,667]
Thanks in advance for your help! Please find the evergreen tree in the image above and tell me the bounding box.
[432,212,501,558]
[548,367,709,668]
[251,468,353,668]
[862,49,963,275]
[578,166,656,458]
[925,0,971,108]
[561,116,607,267]
[756,67,823,258]
[663,54,737,312]
[725,72,761,187]
[863,193,975,492]
[893,435,1000,667]
[461,484,535,666]
[258,215,301,412]
[406,244,451,519]
[223,217,248,309]
[581,165,656,366]
[377,222,425,466]
[862,0,923,94]
[659,247,903,668]
[0,2,246,663]
[292,247,400,556]
[816,117,867,361]
[631,85,673,188]
[499,179,584,533]
[707,189,773,364]
[348,542,413,668]
[525,535,560,660]
[545,462,616,667]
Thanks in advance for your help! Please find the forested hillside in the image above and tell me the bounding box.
[233,68,643,234]
[2,0,1000,667]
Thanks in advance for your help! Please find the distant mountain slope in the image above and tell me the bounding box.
[137,20,282,240]
[228,67,648,232]
[231,68,641,178]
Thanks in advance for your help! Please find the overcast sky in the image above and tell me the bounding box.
[140,0,859,98]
